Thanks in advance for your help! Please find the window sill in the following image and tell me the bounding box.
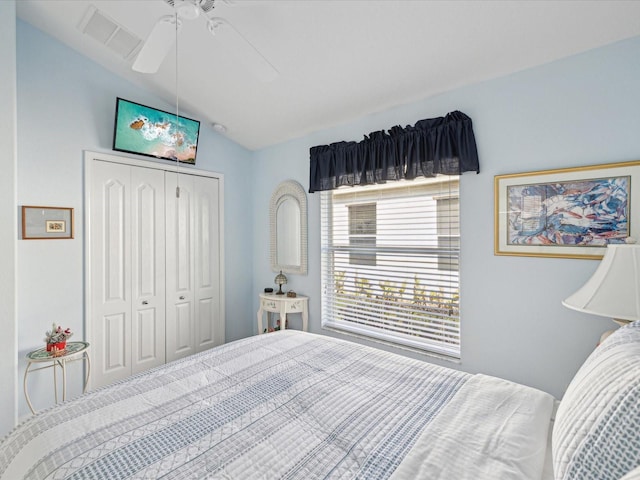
[321,325,462,365]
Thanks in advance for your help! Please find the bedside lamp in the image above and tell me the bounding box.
[274,270,287,295]
[562,243,640,329]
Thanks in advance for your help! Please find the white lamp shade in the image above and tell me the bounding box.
[562,244,640,322]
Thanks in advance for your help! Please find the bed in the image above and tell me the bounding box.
[1,322,640,480]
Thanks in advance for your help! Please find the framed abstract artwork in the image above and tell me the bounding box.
[22,206,74,240]
[494,161,640,259]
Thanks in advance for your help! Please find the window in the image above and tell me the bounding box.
[321,176,460,358]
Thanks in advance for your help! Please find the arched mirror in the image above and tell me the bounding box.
[270,180,307,275]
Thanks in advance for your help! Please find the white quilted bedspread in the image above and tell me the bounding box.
[0,331,554,479]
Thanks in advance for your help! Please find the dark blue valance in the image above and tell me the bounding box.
[309,111,480,193]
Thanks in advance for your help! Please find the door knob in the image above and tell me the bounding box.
[179,296,185,300]
[142,300,148,305]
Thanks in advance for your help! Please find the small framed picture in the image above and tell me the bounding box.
[22,206,74,240]
[494,160,640,259]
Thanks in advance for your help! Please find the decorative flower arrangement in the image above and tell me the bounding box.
[45,323,73,351]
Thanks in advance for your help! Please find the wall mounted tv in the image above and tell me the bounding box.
[112,98,200,165]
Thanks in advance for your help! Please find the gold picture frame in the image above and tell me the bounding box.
[494,160,640,259]
[22,206,74,240]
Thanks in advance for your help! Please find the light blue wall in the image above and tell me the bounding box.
[14,20,255,418]
[252,35,640,399]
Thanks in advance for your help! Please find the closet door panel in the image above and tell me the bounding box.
[131,167,166,374]
[90,161,131,388]
[104,313,127,372]
[166,173,196,362]
[176,189,193,293]
[195,176,222,351]
[135,309,160,363]
[174,302,193,352]
[105,179,127,302]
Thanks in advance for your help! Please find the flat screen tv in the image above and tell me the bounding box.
[112,97,200,165]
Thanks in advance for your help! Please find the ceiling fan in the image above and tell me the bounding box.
[132,0,278,81]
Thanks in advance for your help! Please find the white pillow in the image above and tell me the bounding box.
[552,321,640,480]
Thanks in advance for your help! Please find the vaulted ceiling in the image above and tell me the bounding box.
[16,0,640,150]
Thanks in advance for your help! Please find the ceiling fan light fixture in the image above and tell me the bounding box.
[174,0,201,20]
[164,0,217,16]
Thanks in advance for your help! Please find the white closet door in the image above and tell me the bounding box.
[166,172,223,361]
[90,161,131,387]
[87,152,224,386]
[131,166,166,374]
[90,161,165,388]
[165,172,196,361]
[194,174,222,352]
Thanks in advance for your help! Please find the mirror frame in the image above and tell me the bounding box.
[270,180,308,275]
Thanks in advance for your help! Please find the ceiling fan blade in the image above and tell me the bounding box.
[132,15,182,73]
[207,17,278,82]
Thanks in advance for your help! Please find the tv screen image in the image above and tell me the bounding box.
[113,98,200,164]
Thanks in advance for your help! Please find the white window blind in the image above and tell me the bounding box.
[321,176,460,358]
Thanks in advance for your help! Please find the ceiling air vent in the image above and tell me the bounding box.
[78,5,142,60]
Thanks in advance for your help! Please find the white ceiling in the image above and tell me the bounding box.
[16,0,640,151]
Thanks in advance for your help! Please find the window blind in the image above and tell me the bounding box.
[321,176,460,358]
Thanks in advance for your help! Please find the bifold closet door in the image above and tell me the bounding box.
[165,172,222,362]
[90,161,166,388]
[193,174,222,353]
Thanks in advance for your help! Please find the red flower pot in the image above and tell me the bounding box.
[46,341,66,352]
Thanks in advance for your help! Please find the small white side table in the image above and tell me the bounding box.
[24,341,91,414]
[257,293,309,334]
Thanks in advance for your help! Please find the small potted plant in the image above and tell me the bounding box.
[45,323,73,352]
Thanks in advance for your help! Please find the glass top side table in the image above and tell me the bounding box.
[24,341,91,414]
